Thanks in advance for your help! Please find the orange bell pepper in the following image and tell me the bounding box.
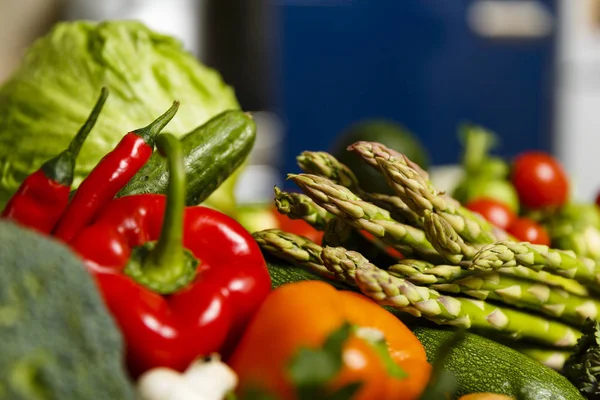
[228,280,431,400]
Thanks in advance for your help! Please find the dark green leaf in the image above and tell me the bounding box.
[367,335,407,379]
[418,369,456,400]
[564,319,600,396]
[288,322,352,388]
[419,329,465,400]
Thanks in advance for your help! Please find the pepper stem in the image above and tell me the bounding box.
[133,101,180,145]
[68,87,109,156]
[41,87,109,185]
[125,133,198,295]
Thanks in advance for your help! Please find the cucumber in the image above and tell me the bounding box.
[410,325,583,400]
[118,110,256,205]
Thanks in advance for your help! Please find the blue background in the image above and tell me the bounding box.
[274,0,557,184]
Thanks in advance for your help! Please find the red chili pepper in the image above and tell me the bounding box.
[53,101,180,243]
[1,88,108,233]
[70,133,271,378]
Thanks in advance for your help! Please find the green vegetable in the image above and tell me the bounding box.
[471,240,600,288]
[118,110,255,210]
[348,141,499,245]
[295,150,423,229]
[429,271,600,328]
[411,325,584,400]
[563,319,600,397]
[547,203,600,261]
[451,124,519,213]
[322,217,400,268]
[453,178,520,214]
[388,259,589,297]
[320,245,581,347]
[0,221,134,399]
[265,253,348,290]
[288,173,441,262]
[0,20,239,207]
[330,119,430,195]
[274,186,333,231]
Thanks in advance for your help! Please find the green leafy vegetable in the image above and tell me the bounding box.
[0,20,239,207]
[564,319,600,397]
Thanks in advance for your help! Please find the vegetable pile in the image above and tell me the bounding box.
[252,139,600,399]
[1,18,598,400]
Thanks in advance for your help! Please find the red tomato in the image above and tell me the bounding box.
[465,198,516,230]
[507,218,551,246]
[511,152,569,210]
[273,209,324,245]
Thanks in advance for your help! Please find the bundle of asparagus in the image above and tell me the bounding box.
[258,141,600,371]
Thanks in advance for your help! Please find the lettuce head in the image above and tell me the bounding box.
[0,20,240,207]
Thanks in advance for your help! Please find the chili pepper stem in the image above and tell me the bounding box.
[133,101,180,144]
[40,87,109,185]
[125,133,198,295]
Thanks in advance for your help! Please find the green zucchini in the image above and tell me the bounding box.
[117,110,256,205]
[410,325,584,400]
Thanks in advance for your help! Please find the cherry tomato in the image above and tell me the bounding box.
[273,208,324,245]
[465,198,516,230]
[511,152,569,210]
[507,218,551,246]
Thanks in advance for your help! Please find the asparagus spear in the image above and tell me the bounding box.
[388,259,466,285]
[348,141,499,244]
[346,141,430,180]
[389,259,589,297]
[288,173,441,261]
[321,246,581,347]
[297,150,361,192]
[423,210,479,264]
[273,186,333,230]
[296,150,422,227]
[501,265,589,297]
[252,229,333,279]
[378,156,498,244]
[471,240,600,287]
[429,272,600,327]
[362,192,423,227]
[507,344,573,371]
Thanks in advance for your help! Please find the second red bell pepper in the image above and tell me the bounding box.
[70,133,271,378]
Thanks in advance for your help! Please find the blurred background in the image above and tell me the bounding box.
[1,0,599,203]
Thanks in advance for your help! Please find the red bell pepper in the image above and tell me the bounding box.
[70,133,271,378]
[1,88,108,233]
